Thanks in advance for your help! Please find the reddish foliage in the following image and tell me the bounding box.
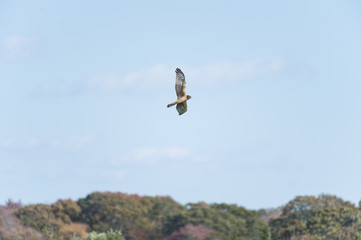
[128,227,149,240]
[59,223,89,239]
[5,199,22,209]
[291,236,315,240]
[0,206,43,240]
[164,224,220,240]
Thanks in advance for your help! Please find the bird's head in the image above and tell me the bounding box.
[187,95,192,100]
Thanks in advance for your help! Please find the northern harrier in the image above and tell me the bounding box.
[167,68,192,115]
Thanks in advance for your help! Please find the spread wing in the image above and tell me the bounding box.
[175,68,186,99]
[176,101,187,115]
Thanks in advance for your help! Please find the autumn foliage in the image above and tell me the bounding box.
[0,200,43,240]
[164,224,220,240]
[1,193,361,240]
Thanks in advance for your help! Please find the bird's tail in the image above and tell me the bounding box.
[167,101,177,108]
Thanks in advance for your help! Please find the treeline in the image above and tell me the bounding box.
[0,192,361,240]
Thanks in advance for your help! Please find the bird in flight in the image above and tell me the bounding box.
[167,68,192,115]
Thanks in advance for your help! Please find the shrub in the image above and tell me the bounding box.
[59,223,89,239]
[85,229,125,240]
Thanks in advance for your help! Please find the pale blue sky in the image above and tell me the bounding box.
[0,0,360,209]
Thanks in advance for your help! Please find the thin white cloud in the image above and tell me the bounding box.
[187,58,284,86]
[85,58,284,93]
[1,138,40,149]
[32,58,288,97]
[99,146,222,181]
[108,146,218,168]
[31,81,83,98]
[120,146,192,164]
[32,58,286,97]
[1,134,96,151]
[2,139,17,148]
[101,169,128,181]
[0,35,39,59]
[26,138,40,148]
[67,134,97,149]
[50,134,97,150]
[86,64,170,92]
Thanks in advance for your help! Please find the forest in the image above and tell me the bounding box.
[1,192,361,240]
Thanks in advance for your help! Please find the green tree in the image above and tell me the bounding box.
[163,202,268,240]
[78,192,160,240]
[269,194,361,240]
[51,199,82,224]
[0,204,44,240]
[164,224,221,240]
[16,204,64,234]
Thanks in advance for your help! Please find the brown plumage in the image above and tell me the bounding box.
[167,68,192,115]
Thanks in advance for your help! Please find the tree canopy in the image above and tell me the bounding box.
[1,192,360,240]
